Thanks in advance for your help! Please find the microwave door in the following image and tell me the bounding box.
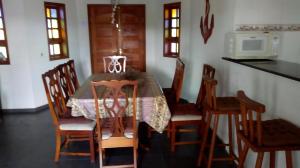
[236,36,268,57]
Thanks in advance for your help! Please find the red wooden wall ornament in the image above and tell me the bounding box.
[200,0,214,44]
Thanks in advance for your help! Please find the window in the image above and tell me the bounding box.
[0,0,9,65]
[163,2,181,58]
[44,2,69,61]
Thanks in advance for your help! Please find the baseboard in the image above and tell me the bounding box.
[2,104,49,114]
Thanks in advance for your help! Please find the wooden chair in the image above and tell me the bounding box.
[66,60,80,94]
[197,78,241,168]
[91,80,138,168]
[148,58,186,139]
[56,63,73,102]
[103,56,127,73]
[42,69,96,163]
[237,91,300,168]
[163,58,185,106]
[170,64,215,152]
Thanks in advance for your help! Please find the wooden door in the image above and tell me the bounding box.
[88,5,145,73]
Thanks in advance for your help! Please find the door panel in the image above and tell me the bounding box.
[88,5,145,73]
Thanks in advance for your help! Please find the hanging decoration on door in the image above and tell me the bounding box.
[200,0,214,44]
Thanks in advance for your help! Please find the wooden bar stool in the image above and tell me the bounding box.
[237,91,300,168]
[197,78,241,168]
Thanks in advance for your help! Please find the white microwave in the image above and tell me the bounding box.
[225,32,280,59]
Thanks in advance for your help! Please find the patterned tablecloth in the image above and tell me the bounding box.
[67,72,171,133]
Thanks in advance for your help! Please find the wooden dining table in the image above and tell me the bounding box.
[67,70,171,133]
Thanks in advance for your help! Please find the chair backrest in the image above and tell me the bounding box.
[203,77,218,110]
[237,91,266,146]
[66,60,79,94]
[103,56,127,73]
[42,69,70,126]
[56,63,73,100]
[196,64,215,109]
[171,58,185,103]
[91,80,138,139]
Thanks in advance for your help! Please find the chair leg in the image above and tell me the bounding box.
[171,123,176,152]
[99,147,103,167]
[133,146,138,168]
[167,125,170,138]
[270,152,275,168]
[89,133,95,163]
[54,131,61,162]
[197,112,212,167]
[228,114,234,158]
[285,150,293,168]
[207,114,220,168]
[234,114,242,158]
[238,143,249,168]
[255,152,264,168]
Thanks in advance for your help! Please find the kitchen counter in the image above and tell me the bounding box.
[222,57,300,82]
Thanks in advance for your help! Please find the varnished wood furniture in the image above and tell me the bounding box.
[163,58,185,105]
[56,63,73,102]
[170,64,215,152]
[91,80,138,168]
[42,69,95,163]
[88,5,145,73]
[147,58,185,138]
[197,78,241,168]
[66,60,80,94]
[103,55,127,73]
[237,91,300,168]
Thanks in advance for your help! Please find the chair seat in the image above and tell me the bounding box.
[215,97,240,114]
[239,119,300,150]
[171,114,202,121]
[59,118,96,131]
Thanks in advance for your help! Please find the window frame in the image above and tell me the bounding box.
[0,0,10,65]
[163,2,181,58]
[44,2,69,61]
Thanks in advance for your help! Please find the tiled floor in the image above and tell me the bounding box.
[0,109,236,168]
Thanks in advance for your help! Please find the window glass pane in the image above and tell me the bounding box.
[172,19,177,28]
[48,29,53,38]
[164,9,169,19]
[0,19,3,29]
[52,29,59,38]
[165,20,169,28]
[176,43,179,53]
[177,9,180,17]
[47,19,51,28]
[49,44,54,55]
[60,9,64,19]
[51,19,58,28]
[171,43,177,53]
[46,8,51,18]
[61,20,65,29]
[0,46,7,60]
[177,29,180,37]
[51,9,57,18]
[0,9,2,17]
[54,44,60,55]
[171,28,176,37]
[165,29,169,38]
[172,9,177,18]
[0,30,5,40]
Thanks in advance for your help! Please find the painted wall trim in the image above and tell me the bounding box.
[2,104,49,113]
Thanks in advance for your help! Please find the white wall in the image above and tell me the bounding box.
[74,0,176,89]
[220,0,300,167]
[0,0,79,109]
